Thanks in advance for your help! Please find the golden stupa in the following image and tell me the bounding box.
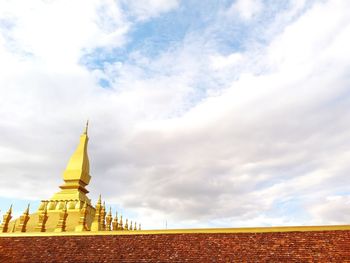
[0,122,140,233]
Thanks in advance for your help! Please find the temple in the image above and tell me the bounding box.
[0,122,140,233]
[1,124,350,261]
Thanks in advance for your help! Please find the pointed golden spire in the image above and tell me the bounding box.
[91,196,102,231]
[105,207,112,231]
[119,215,123,230]
[54,202,68,232]
[51,123,92,205]
[35,201,48,232]
[125,218,129,230]
[129,220,133,231]
[112,211,118,231]
[62,124,91,188]
[134,221,137,231]
[0,204,13,233]
[100,201,106,231]
[75,202,89,232]
[16,204,30,232]
[97,194,102,206]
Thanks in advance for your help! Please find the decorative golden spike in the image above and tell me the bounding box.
[134,221,137,231]
[35,201,48,232]
[125,218,129,231]
[129,220,133,231]
[119,215,123,230]
[139,223,141,231]
[105,207,112,231]
[112,211,118,231]
[54,202,68,232]
[75,202,89,232]
[91,195,102,231]
[100,201,106,231]
[0,204,13,233]
[16,203,30,232]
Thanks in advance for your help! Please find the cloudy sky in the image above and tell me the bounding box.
[0,0,349,230]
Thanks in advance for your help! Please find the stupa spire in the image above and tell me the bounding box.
[62,121,91,189]
[16,204,30,232]
[50,122,92,204]
[0,204,13,233]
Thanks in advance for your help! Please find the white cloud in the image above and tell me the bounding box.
[0,0,129,69]
[309,195,350,224]
[0,0,350,230]
[227,0,263,20]
[122,0,179,21]
[210,53,243,70]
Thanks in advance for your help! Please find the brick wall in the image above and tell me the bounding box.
[1,231,350,262]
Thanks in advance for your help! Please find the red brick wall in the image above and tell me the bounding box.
[1,231,350,262]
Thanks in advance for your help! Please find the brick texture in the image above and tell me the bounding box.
[1,230,350,262]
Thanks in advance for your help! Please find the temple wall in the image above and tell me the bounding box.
[1,230,350,262]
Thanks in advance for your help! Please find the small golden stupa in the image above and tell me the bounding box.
[0,122,140,233]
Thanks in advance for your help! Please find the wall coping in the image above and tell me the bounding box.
[1,224,350,237]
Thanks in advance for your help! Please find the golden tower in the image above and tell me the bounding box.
[50,121,91,205]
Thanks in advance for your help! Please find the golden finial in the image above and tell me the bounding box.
[84,120,89,135]
[105,207,112,231]
[54,202,68,232]
[100,201,106,231]
[35,202,48,232]
[101,201,106,214]
[134,221,137,231]
[119,215,123,230]
[16,204,31,232]
[0,204,13,233]
[125,218,129,230]
[129,220,133,231]
[112,210,119,231]
[91,196,103,231]
[75,201,89,232]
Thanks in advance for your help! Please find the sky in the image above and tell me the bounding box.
[0,0,349,230]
